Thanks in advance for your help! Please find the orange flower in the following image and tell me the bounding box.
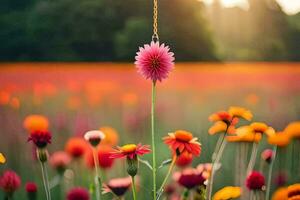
[65,137,88,158]
[208,111,239,135]
[209,121,236,135]
[272,187,288,200]
[213,186,241,200]
[99,126,119,146]
[288,184,300,200]
[227,126,262,143]
[110,144,151,160]
[23,115,49,133]
[163,130,201,156]
[228,106,253,121]
[0,153,6,164]
[268,132,291,147]
[284,121,300,139]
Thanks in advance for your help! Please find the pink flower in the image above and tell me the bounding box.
[246,171,265,190]
[49,151,71,172]
[261,149,273,164]
[25,182,37,193]
[173,168,206,189]
[109,143,151,160]
[67,187,90,200]
[0,170,21,194]
[135,41,175,83]
[103,176,132,197]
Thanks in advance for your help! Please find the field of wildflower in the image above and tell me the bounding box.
[0,62,300,200]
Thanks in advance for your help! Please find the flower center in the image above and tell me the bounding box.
[151,57,160,69]
[121,144,137,153]
[175,130,193,142]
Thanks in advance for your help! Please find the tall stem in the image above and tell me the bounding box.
[151,82,157,200]
[247,142,259,175]
[207,139,228,200]
[93,148,102,200]
[266,146,277,200]
[157,155,177,199]
[40,161,51,200]
[212,133,225,161]
[131,176,137,200]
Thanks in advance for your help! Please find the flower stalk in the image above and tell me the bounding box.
[152,82,157,200]
[131,176,137,200]
[92,147,102,200]
[37,149,51,200]
[247,141,259,175]
[265,146,277,200]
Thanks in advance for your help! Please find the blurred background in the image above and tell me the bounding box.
[0,0,300,61]
[1,0,300,199]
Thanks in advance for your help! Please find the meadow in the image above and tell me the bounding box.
[0,62,300,200]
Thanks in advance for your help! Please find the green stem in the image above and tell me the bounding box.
[212,133,225,162]
[266,146,277,200]
[247,142,259,175]
[40,161,51,200]
[131,176,137,200]
[207,132,228,200]
[151,82,157,200]
[93,148,102,200]
[157,155,177,199]
[181,189,189,200]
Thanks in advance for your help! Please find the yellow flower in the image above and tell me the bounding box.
[227,126,262,143]
[268,132,291,147]
[209,121,228,135]
[0,153,6,164]
[288,184,300,200]
[213,186,241,200]
[284,121,300,139]
[272,187,288,200]
[228,106,253,121]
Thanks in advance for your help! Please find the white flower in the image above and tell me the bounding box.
[84,130,105,146]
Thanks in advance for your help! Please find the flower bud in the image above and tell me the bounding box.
[37,148,48,163]
[126,156,138,177]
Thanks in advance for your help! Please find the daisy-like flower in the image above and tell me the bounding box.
[227,126,262,143]
[228,106,253,121]
[110,143,151,160]
[287,184,300,200]
[102,176,132,197]
[110,143,150,177]
[135,41,175,83]
[268,132,291,147]
[28,130,52,148]
[25,182,37,200]
[176,151,193,167]
[67,187,90,200]
[163,130,201,156]
[99,126,119,146]
[85,145,115,169]
[23,115,49,133]
[272,187,288,200]
[0,153,6,164]
[0,170,21,196]
[173,168,206,189]
[246,171,265,190]
[84,130,105,147]
[284,121,300,139]
[261,149,274,164]
[49,151,71,174]
[213,186,241,200]
[208,111,238,135]
[65,137,88,158]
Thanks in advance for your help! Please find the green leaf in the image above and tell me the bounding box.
[138,158,153,170]
[158,159,172,169]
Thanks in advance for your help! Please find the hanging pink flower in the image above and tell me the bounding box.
[0,170,21,195]
[135,41,175,83]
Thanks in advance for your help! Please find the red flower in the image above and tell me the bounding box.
[25,182,37,193]
[103,176,132,197]
[110,144,151,160]
[28,130,51,148]
[85,145,115,169]
[65,137,88,158]
[67,187,90,200]
[246,171,265,190]
[173,168,206,189]
[176,151,193,167]
[0,170,21,194]
[163,130,201,156]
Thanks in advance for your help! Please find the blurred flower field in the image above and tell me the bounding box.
[0,62,300,200]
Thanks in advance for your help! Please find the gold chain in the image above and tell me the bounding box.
[152,0,159,42]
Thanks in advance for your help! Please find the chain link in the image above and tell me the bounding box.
[152,0,159,42]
